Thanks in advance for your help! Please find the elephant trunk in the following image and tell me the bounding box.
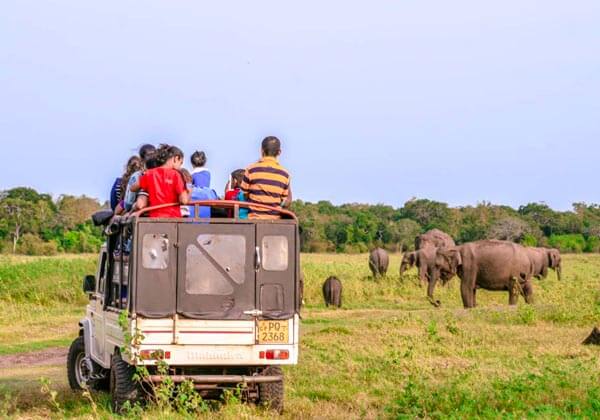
[399,263,408,277]
[556,263,562,281]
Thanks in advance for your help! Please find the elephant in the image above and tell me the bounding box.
[415,229,456,251]
[434,240,534,308]
[400,246,438,288]
[525,247,562,281]
[322,276,342,307]
[525,247,550,280]
[407,229,455,298]
[369,248,389,277]
[548,248,562,281]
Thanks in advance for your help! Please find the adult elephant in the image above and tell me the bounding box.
[415,229,456,251]
[548,249,562,281]
[525,247,562,281]
[369,248,389,277]
[434,240,534,308]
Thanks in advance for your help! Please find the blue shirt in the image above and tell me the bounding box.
[191,168,211,188]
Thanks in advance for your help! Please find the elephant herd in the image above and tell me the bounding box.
[398,229,562,308]
[320,229,562,309]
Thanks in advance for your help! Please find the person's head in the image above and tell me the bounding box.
[231,169,245,188]
[139,144,156,161]
[191,151,207,168]
[124,156,143,177]
[121,156,143,194]
[156,144,184,169]
[261,136,281,158]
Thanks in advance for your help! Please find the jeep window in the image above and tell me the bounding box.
[262,235,288,271]
[142,234,169,270]
[185,234,246,295]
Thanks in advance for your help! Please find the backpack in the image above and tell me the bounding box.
[188,187,218,218]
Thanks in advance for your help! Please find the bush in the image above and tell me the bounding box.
[520,234,538,247]
[61,230,102,253]
[584,236,600,253]
[17,234,59,256]
[548,234,586,253]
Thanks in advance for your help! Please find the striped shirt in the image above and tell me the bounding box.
[241,156,291,219]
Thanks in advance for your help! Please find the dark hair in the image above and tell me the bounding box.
[231,169,245,185]
[121,156,143,196]
[191,151,207,168]
[139,144,156,160]
[179,168,192,184]
[156,144,184,166]
[261,136,281,157]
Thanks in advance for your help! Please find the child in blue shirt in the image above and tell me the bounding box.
[190,150,211,188]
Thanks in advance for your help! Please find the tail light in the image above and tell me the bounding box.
[259,350,289,360]
[139,350,171,360]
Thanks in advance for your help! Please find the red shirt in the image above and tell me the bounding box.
[139,167,186,218]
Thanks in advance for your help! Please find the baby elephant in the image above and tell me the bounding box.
[322,276,343,308]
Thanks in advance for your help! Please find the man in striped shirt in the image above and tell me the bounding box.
[240,136,292,219]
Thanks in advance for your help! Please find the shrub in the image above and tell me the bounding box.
[520,234,538,247]
[61,230,102,253]
[548,234,586,253]
[17,234,59,256]
[585,236,600,253]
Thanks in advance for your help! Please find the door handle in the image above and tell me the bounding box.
[255,246,261,271]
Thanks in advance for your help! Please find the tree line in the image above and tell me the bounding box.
[2,187,599,255]
[292,199,600,254]
[0,187,104,255]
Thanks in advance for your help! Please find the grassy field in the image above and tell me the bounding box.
[0,253,599,419]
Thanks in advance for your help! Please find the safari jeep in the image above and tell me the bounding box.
[67,201,301,414]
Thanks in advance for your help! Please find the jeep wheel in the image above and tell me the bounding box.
[67,336,91,390]
[110,353,142,413]
[258,366,284,414]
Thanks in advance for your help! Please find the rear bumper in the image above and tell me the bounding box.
[148,374,282,384]
[133,344,298,366]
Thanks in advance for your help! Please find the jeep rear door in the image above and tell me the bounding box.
[176,223,256,320]
[256,224,296,319]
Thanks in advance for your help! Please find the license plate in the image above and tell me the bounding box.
[258,320,289,344]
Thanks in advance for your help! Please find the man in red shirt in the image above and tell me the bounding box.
[136,145,190,218]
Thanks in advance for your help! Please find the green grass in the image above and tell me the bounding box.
[1,253,599,419]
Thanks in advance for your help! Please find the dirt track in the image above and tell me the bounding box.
[0,348,67,370]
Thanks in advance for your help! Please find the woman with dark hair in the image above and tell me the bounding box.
[190,150,211,188]
[134,144,190,218]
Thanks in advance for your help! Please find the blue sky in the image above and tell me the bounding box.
[1,1,598,210]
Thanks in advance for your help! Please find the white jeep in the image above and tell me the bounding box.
[67,202,301,414]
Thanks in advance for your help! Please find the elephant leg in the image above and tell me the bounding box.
[472,288,477,308]
[419,265,428,288]
[508,278,519,305]
[522,281,534,304]
[460,281,474,308]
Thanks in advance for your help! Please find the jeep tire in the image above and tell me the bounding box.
[109,353,142,413]
[258,366,284,414]
[67,336,90,390]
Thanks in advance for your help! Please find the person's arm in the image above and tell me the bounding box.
[135,193,148,211]
[240,169,251,194]
[281,180,292,208]
[179,190,190,205]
